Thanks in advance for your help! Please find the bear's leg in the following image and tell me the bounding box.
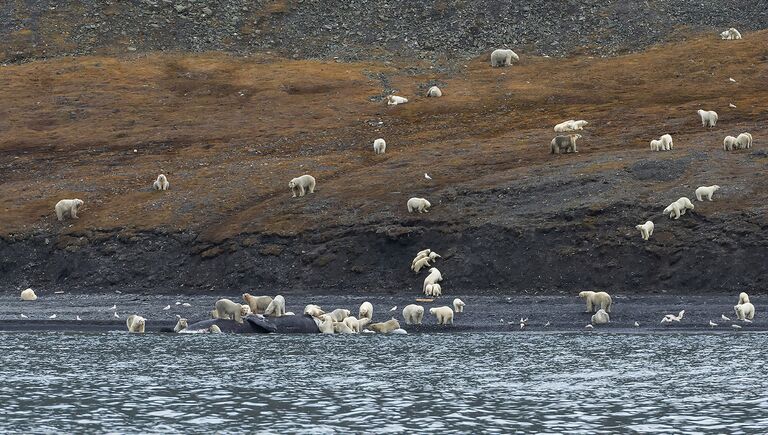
[291,187,297,198]
[71,207,78,219]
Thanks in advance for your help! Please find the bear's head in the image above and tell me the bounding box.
[75,199,84,207]
[242,293,253,303]
[712,185,721,191]
[240,305,251,316]
[734,305,744,316]
[288,180,296,188]
[578,291,594,299]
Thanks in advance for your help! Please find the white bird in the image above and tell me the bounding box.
[634,321,640,327]
[729,103,737,108]
[721,314,731,322]
[175,302,181,305]
[544,321,551,327]
[182,303,191,307]
[499,318,504,324]
[76,316,82,321]
[163,305,171,311]
[110,305,117,310]
[115,290,122,294]
[709,320,717,328]
[732,324,742,329]
[175,314,182,319]
[519,318,528,330]
[54,291,64,294]
[114,312,120,318]
[729,77,736,82]
[661,310,685,324]
[20,314,28,319]
[743,319,753,323]
[49,314,57,319]
[389,306,397,312]
[424,173,432,180]
[585,324,594,329]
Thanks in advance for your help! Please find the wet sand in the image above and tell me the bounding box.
[0,291,762,334]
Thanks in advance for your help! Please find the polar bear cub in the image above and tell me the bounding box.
[453,298,465,313]
[591,309,610,325]
[695,185,720,201]
[430,306,454,325]
[579,291,612,313]
[720,28,742,40]
[650,139,663,151]
[55,199,84,221]
[734,302,755,320]
[264,295,286,317]
[289,175,316,198]
[358,301,373,320]
[242,294,273,314]
[636,221,654,240]
[387,95,408,105]
[343,316,362,333]
[153,174,169,191]
[426,86,442,97]
[20,288,38,301]
[126,314,146,333]
[373,138,386,155]
[402,304,425,325]
[697,109,718,128]
[425,283,442,297]
[407,197,431,213]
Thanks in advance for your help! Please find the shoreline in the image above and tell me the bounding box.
[0,292,761,334]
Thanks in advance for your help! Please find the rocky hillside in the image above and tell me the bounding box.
[1,0,767,63]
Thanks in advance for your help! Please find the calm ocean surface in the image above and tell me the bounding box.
[1,332,766,433]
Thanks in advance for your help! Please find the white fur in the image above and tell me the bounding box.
[407,197,431,213]
[373,138,386,155]
[720,28,742,40]
[695,185,720,202]
[214,298,245,323]
[663,197,694,219]
[328,308,351,322]
[428,251,441,261]
[402,304,425,325]
[174,318,188,333]
[387,95,408,105]
[650,139,663,151]
[55,199,84,221]
[453,298,465,313]
[20,288,37,301]
[426,86,442,97]
[490,49,520,67]
[304,304,324,317]
[429,306,454,325]
[126,314,146,333]
[739,292,750,305]
[554,120,587,133]
[734,302,755,320]
[425,283,442,297]
[153,174,169,191]
[333,321,355,334]
[243,294,273,314]
[550,134,581,154]
[591,309,610,325]
[736,132,753,149]
[367,319,401,333]
[697,109,718,128]
[264,295,286,317]
[635,221,654,241]
[660,134,673,151]
[412,256,432,273]
[289,175,316,198]
[358,302,373,320]
[343,316,361,333]
[723,135,738,151]
[579,291,612,313]
[316,316,335,334]
[423,267,443,294]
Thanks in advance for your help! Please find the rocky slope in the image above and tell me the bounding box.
[1,0,767,63]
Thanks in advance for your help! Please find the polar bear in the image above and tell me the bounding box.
[373,138,386,155]
[635,221,654,241]
[20,288,38,301]
[697,109,718,128]
[333,321,355,334]
[316,315,335,334]
[554,120,576,133]
[402,304,424,325]
[305,304,325,317]
[412,256,432,273]
[723,135,738,151]
[650,139,663,151]
[550,134,581,154]
[663,197,693,219]
[264,295,286,317]
[738,292,750,305]
[415,248,431,257]
[358,301,373,320]
[289,175,316,198]
[174,318,188,332]
[490,49,519,67]
[736,132,753,149]
[426,86,442,97]
[734,302,755,320]
[572,120,588,130]
[153,174,169,191]
[343,316,362,333]
[579,291,612,313]
[660,134,673,151]
[242,294,273,314]
[367,318,401,333]
[453,298,465,313]
[55,199,84,221]
[591,309,610,325]
[675,197,694,215]
[720,28,742,40]
[430,306,454,325]
[386,95,408,105]
[423,267,443,293]
[213,298,244,323]
[695,185,720,202]
[428,251,441,261]
[412,252,429,266]
[328,308,351,322]
[425,283,442,297]
[407,197,431,213]
[126,314,146,333]
[240,304,252,316]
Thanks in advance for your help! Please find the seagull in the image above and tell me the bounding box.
[728,77,736,82]
[182,303,191,307]
[544,321,551,327]
[54,291,64,294]
[519,318,528,330]
[661,310,685,324]
[709,320,718,328]
[732,324,742,329]
[585,324,594,329]
[424,173,432,180]
[115,290,122,294]
[721,314,731,322]
[743,319,753,323]
[163,305,171,311]
[389,306,397,312]
[729,103,737,108]
[110,305,117,310]
[20,314,28,319]
[175,302,182,305]
[634,321,640,327]
[49,314,57,319]
[499,318,505,324]
[114,312,120,318]
[175,314,182,319]
[76,316,82,321]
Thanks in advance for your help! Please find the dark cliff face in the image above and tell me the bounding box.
[1,0,767,63]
